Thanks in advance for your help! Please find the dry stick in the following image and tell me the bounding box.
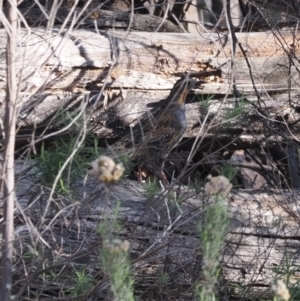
[172,40,232,184]
[13,246,99,299]
[56,0,80,35]
[0,0,18,300]
[155,2,171,32]
[238,19,300,186]
[40,108,88,229]
[224,0,238,98]
[10,8,85,156]
[171,12,188,33]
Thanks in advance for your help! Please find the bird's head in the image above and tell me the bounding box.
[168,77,200,107]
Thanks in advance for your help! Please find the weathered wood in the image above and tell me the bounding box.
[12,160,300,299]
[0,29,299,144]
[18,6,184,32]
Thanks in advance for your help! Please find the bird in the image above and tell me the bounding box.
[106,76,200,184]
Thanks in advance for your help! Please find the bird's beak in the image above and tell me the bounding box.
[190,79,202,90]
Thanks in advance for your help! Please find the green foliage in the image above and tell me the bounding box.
[198,94,215,117]
[98,204,135,301]
[34,135,99,195]
[220,163,238,182]
[273,252,294,282]
[288,283,300,301]
[98,202,122,236]
[157,271,170,286]
[189,177,204,195]
[144,178,160,201]
[195,193,229,301]
[115,154,134,177]
[22,247,39,261]
[226,98,247,120]
[272,252,300,301]
[69,268,93,296]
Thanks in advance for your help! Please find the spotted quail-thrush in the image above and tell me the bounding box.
[107,76,200,183]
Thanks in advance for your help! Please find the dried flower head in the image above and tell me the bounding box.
[205,174,232,196]
[273,280,290,301]
[103,238,130,253]
[88,156,124,182]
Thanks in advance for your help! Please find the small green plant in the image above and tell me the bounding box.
[144,178,160,201]
[195,175,231,301]
[22,247,40,261]
[98,204,135,301]
[70,268,93,296]
[34,135,99,195]
[157,271,170,287]
[273,253,294,283]
[220,163,238,182]
[198,94,214,117]
[189,177,204,195]
[226,98,247,120]
[287,282,300,301]
[115,154,134,177]
[271,252,300,301]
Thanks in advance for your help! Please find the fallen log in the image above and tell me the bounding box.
[12,159,300,299]
[0,29,298,143]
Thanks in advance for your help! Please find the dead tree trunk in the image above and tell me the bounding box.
[0,29,298,141]
[12,170,300,299]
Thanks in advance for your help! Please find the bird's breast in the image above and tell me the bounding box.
[171,106,186,133]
